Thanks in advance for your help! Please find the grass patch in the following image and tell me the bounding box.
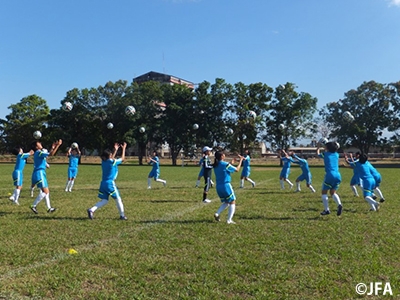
[0,162,399,299]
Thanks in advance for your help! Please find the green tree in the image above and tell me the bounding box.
[320,81,394,154]
[1,95,50,151]
[264,83,317,151]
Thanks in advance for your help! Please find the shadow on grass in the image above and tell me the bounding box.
[25,215,89,221]
[136,199,195,203]
[139,219,214,224]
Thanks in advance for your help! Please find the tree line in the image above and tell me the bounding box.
[0,78,399,165]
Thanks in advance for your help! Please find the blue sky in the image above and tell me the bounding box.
[1,0,400,120]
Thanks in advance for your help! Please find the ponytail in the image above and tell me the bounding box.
[213,151,223,168]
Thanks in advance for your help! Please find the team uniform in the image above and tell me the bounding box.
[366,161,385,202]
[195,157,214,188]
[318,150,343,216]
[240,154,255,188]
[292,154,315,193]
[30,149,56,213]
[87,157,126,219]
[147,155,166,189]
[213,160,239,224]
[354,161,380,211]
[202,155,213,203]
[65,152,80,192]
[348,160,361,197]
[10,152,31,204]
[280,156,294,189]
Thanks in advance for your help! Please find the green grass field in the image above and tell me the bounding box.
[0,161,399,299]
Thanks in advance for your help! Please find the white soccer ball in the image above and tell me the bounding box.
[71,142,79,149]
[192,124,199,130]
[247,110,257,119]
[227,128,234,135]
[125,105,136,116]
[62,101,73,112]
[139,127,146,133]
[343,111,355,122]
[318,137,328,145]
[107,122,114,129]
[33,130,42,139]
[278,124,285,130]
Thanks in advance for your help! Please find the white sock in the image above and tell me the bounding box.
[351,186,359,196]
[69,179,75,191]
[296,182,301,190]
[147,178,151,187]
[45,193,51,209]
[374,187,384,199]
[156,179,166,184]
[196,179,200,186]
[217,203,229,215]
[14,189,21,202]
[210,180,214,185]
[321,194,329,211]
[365,196,378,210]
[240,179,244,188]
[114,197,125,217]
[247,178,255,185]
[332,193,342,206]
[30,187,35,197]
[33,191,47,207]
[227,204,236,222]
[309,185,316,193]
[65,180,70,191]
[286,179,293,188]
[280,180,285,189]
[91,199,109,212]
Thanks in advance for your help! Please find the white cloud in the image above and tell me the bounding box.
[388,0,400,7]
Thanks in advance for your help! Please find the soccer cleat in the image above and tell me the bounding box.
[203,199,211,203]
[87,209,94,220]
[320,210,330,216]
[251,182,256,188]
[380,198,385,203]
[9,196,15,202]
[14,200,20,206]
[214,213,220,222]
[30,205,38,214]
[337,204,343,216]
[227,220,236,224]
[147,186,151,189]
[65,189,68,192]
[289,183,294,190]
[119,216,128,220]
[372,195,377,200]
[47,207,57,213]
[294,189,301,193]
[374,203,380,211]
[163,181,167,187]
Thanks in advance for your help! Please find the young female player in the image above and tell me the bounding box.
[10,147,33,205]
[65,144,81,192]
[147,151,167,189]
[213,151,244,224]
[239,149,256,188]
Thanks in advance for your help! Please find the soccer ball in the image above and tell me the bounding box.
[125,105,136,116]
[278,124,285,130]
[33,130,42,139]
[62,101,73,111]
[192,124,199,130]
[107,122,114,129]
[343,111,355,122]
[318,137,328,145]
[71,142,79,149]
[227,128,234,135]
[139,127,146,133]
[247,110,257,119]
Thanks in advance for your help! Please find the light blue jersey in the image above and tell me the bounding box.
[149,156,160,179]
[12,152,31,186]
[214,161,237,203]
[241,155,251,177]
[348,160,361,186]
[319,151,341,190]
[293,154,312,184]
[198,157,205,177]
[355,161,375,197]
[68,153,80,178]
[31,149,50,188]
[98,158,122,200]
[280,156,293,179]
[366,161,381,187]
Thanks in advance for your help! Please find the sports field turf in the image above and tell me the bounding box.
[0,160,399,299]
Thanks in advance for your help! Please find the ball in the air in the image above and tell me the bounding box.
[247,110,257,119]
[125,105,136,116]
[71,142,79,149]
[107,122,114,129]
[33,130,42,139]
[139,127,146,133]
[192,124,199,130]
[227,128,234,135]
[318,137,328,145]
[62,101,73,112]
[343,111,355,122]
[278,124,285,130]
